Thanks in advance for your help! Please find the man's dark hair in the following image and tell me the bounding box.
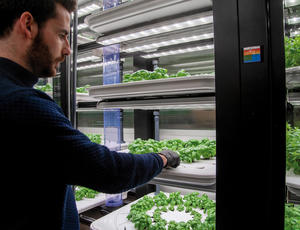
[0,0,77,38]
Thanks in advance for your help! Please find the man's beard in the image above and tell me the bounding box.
[26,32,62,78]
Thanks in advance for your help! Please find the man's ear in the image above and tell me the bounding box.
[18,12,38,40]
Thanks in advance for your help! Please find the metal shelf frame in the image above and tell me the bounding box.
[60,0,287,228]
[85,0,212,35]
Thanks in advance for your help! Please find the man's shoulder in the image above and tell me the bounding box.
[0,72,51,103]
[4,86,53,104]
[1,86,63,118]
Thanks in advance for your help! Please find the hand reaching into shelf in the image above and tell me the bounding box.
[159,150,180,168]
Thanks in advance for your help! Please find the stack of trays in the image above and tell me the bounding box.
[90,192,213,230]
[286,175,300,197]
[88,75,215,101]
[118,150,216,191]
[76,193,106,214]
[286,66,300,89]
[152,159,216,191]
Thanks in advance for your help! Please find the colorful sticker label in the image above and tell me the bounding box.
[243,46,261,63]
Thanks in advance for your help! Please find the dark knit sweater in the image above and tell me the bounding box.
[0,57,163,230]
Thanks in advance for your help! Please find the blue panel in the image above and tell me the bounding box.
[103,0,120,10]
[103,0,123,208]
[103,44,121,151]
[103,44,120,85]
[244,54,261,63]
[104,109,121,151]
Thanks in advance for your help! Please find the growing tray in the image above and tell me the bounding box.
[286,66,300,89]
[151,159,216,191]
[118,150,216,191]
[286,175,300,197]
[90,192,212,230]
[76,193,106,214]
[85,0,212,35]
[88,75,215,101]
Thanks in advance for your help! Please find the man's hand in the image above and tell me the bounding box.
[159,150,180,168]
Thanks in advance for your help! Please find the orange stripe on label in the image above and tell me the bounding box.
[244,48,260,56]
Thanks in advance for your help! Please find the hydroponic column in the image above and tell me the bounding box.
[103,0,123,207]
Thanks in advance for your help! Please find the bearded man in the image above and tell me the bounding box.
[0,1,180,230]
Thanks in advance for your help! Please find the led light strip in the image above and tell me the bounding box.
[98,15,213,46]
[77,61,121,71]
[77,63,103,71]
[141,44,214,59]
[183,65,215,71]
[78,23,89,30]
[122,33,214,53]
[288,17,300,24]
[78,3,101,17]
[77,55,100,63]
[77,34,94,42]
[291,30,300,36]
[285,0,299,4]
[171,60,214,67]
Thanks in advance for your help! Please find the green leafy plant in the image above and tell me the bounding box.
[127,192,216,230]
[75,186,99,201]
[76,85,90,93]
[286,123,300,175]
[128,138,216,163]
[175,69,190,77]
[86,133,102,144]
[34,83,53,92]
[123,68,190,83]
[285,35,300,68]
[128,192,299,230]
[285,203,300,230]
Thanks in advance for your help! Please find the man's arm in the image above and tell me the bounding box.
[17,90,180,193]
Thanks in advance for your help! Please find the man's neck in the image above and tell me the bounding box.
[0,40,32,73]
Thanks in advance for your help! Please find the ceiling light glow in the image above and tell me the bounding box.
[141,44,214,58]
[98,15,213,45]
[77,55,100,63]
[122,33,214,53]
[78,4,100,17]
[77,62,103,71]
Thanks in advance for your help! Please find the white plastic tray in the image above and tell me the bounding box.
[88,75,215,101]
[152,159,216,190]
[286,175,300,197]
[161,159,216,179]
[117,150,216,189]
[76,193,106,214]
[46,92,98,102]
[119,149,216,179]
[90,192,209,230]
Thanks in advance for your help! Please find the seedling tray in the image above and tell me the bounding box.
[90,192,213,230]
[76,193,106,214]
[286,175,300,197]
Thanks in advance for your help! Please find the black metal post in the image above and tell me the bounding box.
[59,56,71,118]
[70,9,78,129]
[132,55,156,195]
[214,0,286,229]
[133,56,155,140]
[119,61,125,143]
[153,110,160,141]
